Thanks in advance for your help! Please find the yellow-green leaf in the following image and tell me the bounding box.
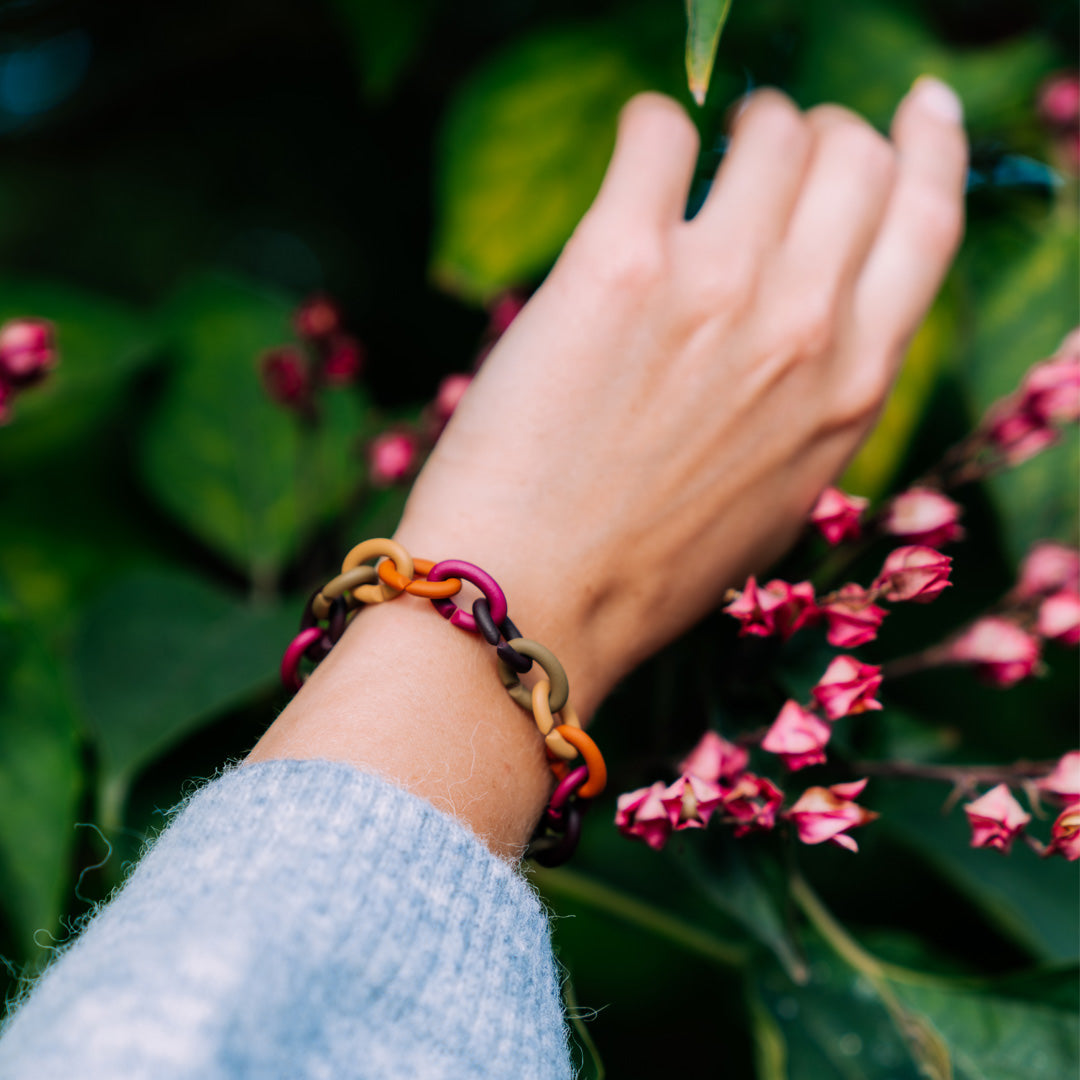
[684,0,733,106]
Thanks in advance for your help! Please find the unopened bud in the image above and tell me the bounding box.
[0,318,56,386]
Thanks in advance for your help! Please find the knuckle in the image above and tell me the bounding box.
[588,230,668,293]
[685,257,758,322]
[790,293,841,360]
[829,363,892,427]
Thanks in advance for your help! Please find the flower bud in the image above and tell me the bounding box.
[432,373,472,423]
[368,429,420,486]
[293,295,341,340]
[615,782,673,850]
[487,292,525,337]
[947,616,1041,687]
[1037,589,1080,646]
[785,779,878,853]
[679,730,748,783]
[881,488,963,548]
[322,335,364,385]
[720,773,783,836]
[809,487,867,545]
[724,577,816,640]
[0,318,56,386]
[261,347,311,408]
[1037,751,1080,807]
[1037,72,1080,129]
[1016,541,1080,599]
[0,379,13,425]
[761,701,832,771]
[811,656,883,720]
[818,584,886,648]
[873,545,952,603]
[1020,353,1080,426]
[963,784,1030,854]
[660,774,725,830]
[1044,805,1080,861]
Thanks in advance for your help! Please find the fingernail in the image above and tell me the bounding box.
[909,76,964,124]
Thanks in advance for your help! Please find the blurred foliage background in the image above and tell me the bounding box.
[0,0,1077,1075]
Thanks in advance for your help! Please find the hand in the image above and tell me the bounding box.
[399,80,968,716]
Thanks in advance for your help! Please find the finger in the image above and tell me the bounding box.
[693,88,812,252]
[854,77,968,350]
[589,92,700,228]
[775,105,898,304]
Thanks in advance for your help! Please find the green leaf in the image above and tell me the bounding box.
[141,275,370,585]
[328,0,436,100]
[0,617,81,952]
[684,0,733,106]
[431,28,650,302]
[0,280,153,469]
[876,780,1079,962]
[70,569,297,826]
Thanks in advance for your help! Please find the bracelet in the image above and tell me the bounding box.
[279,537,607,866]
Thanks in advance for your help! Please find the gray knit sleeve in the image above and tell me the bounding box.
[0,759,574,1080]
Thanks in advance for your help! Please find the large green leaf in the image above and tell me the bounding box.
[793,2,1054,133]
[876,780,1079,962]
[431,28,650,302]
[70,569,297,828]
[141,275,370,585]
[0,280,153,469]
[0,616,81,952]
[684,0,733,106]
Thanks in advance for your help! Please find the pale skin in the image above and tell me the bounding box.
[247,81,969,859]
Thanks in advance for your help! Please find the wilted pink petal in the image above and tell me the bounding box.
[963,784,1031,853]
[0,318,56,385]
[293,294,341,339]
[661,774,726,830]
[488,292,526,337]
[724,577,816,640]
[679,730,749,783]
[432,373,472,423]
[368,429,420,485]
[1038,73,1080,128]
[1038,590,1080,645]
[811,656,883,720]
[947,617,1042,687]
[261,346,310,407]
[1016,542,1080,599]
[809,487,868,545]
[720,773,783,836]
[819,584,887,648]
[323,335,365,385]
[785,779,878,852]
[882,488,963,548]
[761,701,832,771]
[1044,805,1080,861]
[615,782,673,850]
[874,545,953,604]
[1037,751,1080,806]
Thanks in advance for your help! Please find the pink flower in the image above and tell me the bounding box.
[811,656,883,720]
[322,335,364,385]
[293,295,341,339]
[1016,542,1080,598]
[615,782,673,850]
[1019,353,1080,426]
[963,784,1031,854]
[881,488,963,548]
[724,577,816,640]
[660,774,726,830]
[1037,751,1080,806]
[947,617,1042,687]
[0,318,56,385]
[432,373,473,423]
[1044,805,1080,861]
[679,730,748,783]
[818,584,887,648]
[368,429,420,485]
[785,779,878,853]
[488,292,526,337]
[1038,590,1080,646]
[720,773,784,836]
[761,701,832,771]
[985,407,1058,466]
[873,545,952,603]
[809,487,868,545]
[261,346,310,407]
[1038,73,1080,128]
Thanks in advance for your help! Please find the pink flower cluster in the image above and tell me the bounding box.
[0,318,57,424]
[616,729,878,854]
[261,295,365,414]
[979,331,1080,467]
[963,753,1080,860]
[1037,72,1080,175]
